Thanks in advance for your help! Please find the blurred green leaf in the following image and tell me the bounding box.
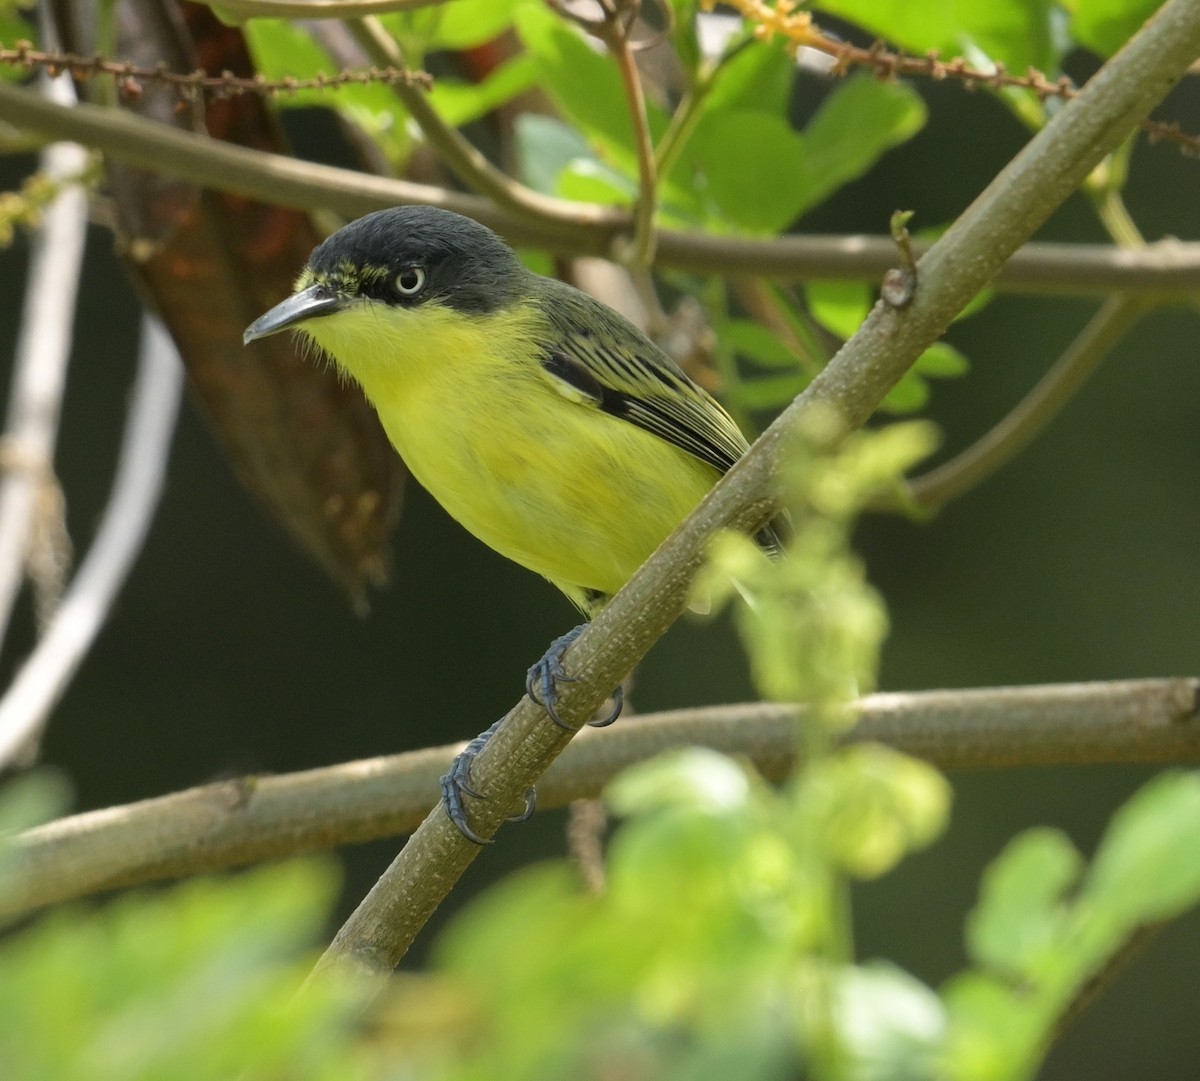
[966,828,1082,979]
[719,318,799,369]
[941,971,1038,1081]
[514,113,591,194]
[607,747,755,817]
[0,861,366,1081]
[915,342,970,378]
[809,280,871,339]
[514,4,669,159]
[428,54,538,128]
[1063,0,1162,57]
[798,76,927,215]
[732,371,810,410]
[1082,770,1200,924]
[557,157,637,205]
[803,745,952,878]
[701,36,795,118]
[422,0,526,50]
[880,372,931,414]
[687,109,809,232]
[814,0,1063,74]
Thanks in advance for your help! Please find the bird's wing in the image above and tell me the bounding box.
[538,282,787,553]
[539,305,750,477]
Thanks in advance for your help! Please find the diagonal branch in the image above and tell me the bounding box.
[907,294,1150,510]
[307,0,1200,991]
[4,678,1197,920]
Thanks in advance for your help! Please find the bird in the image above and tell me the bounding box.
[244,205,780,842]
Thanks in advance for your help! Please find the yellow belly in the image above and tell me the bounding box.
[306,301,721,612]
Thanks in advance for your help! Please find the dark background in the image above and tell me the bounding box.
[2,73,1198,1077]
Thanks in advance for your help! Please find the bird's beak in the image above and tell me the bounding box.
[243,283,346,344]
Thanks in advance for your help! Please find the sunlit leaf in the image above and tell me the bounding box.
[798,76,927,215]
[808,280,871,339]
[428,54,539,128]
[687,109,809,232]
[423,0,526,50]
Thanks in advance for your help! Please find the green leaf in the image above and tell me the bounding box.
[914,342,970,378]
[1063,0,1162,57]
[1083,770,1200,924]
[607,747,754,817]
[804,745,951,878]
[0,861,363,1081]
[798,75,927,215]
[557,158,637,206]
[731,371,810,410]
[423,0,526,50]
[941,971,1040,1081]
[966,828,1082,978]
[514,113,591,195]
[428,54,539,128]
[514,4,669,159]
[702,36,796,118]
[879,373,930,414]
[686,109,809,233]
[814,0,1063,75]
[719,318,799,370]
[808,280,871,340]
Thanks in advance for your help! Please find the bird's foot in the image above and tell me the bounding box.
[525,623,624,729]
[440,718,536,845]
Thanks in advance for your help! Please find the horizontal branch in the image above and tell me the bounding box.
[3,80,1200,297]
[4,678,1197,918]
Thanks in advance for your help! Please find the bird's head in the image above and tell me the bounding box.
[243,206,531,370]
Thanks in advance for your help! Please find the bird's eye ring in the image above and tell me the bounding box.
[393,266,426,297]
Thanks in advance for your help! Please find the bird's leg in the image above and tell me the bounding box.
[525,622,624,729]
[441,716,536,845]
[442,624,626,842]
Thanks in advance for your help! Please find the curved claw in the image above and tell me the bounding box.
[440,719,539,844]
[588,683,624,728]
[526,624,587,730]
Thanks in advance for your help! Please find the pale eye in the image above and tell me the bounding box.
[393,266,426,297]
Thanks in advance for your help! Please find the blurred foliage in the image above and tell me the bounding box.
[5,424,1200,1080]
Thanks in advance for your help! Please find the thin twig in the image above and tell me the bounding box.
[907,294,1150,510]
[4,79,1199,296]
[594,0,659,265]
[0,69,86,654]
[3,679,1197,918]
[0,317,184,768]
[305,0,1200,993]
[0,41,431,98]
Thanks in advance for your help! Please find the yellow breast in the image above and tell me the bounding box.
[303,299,721,611]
